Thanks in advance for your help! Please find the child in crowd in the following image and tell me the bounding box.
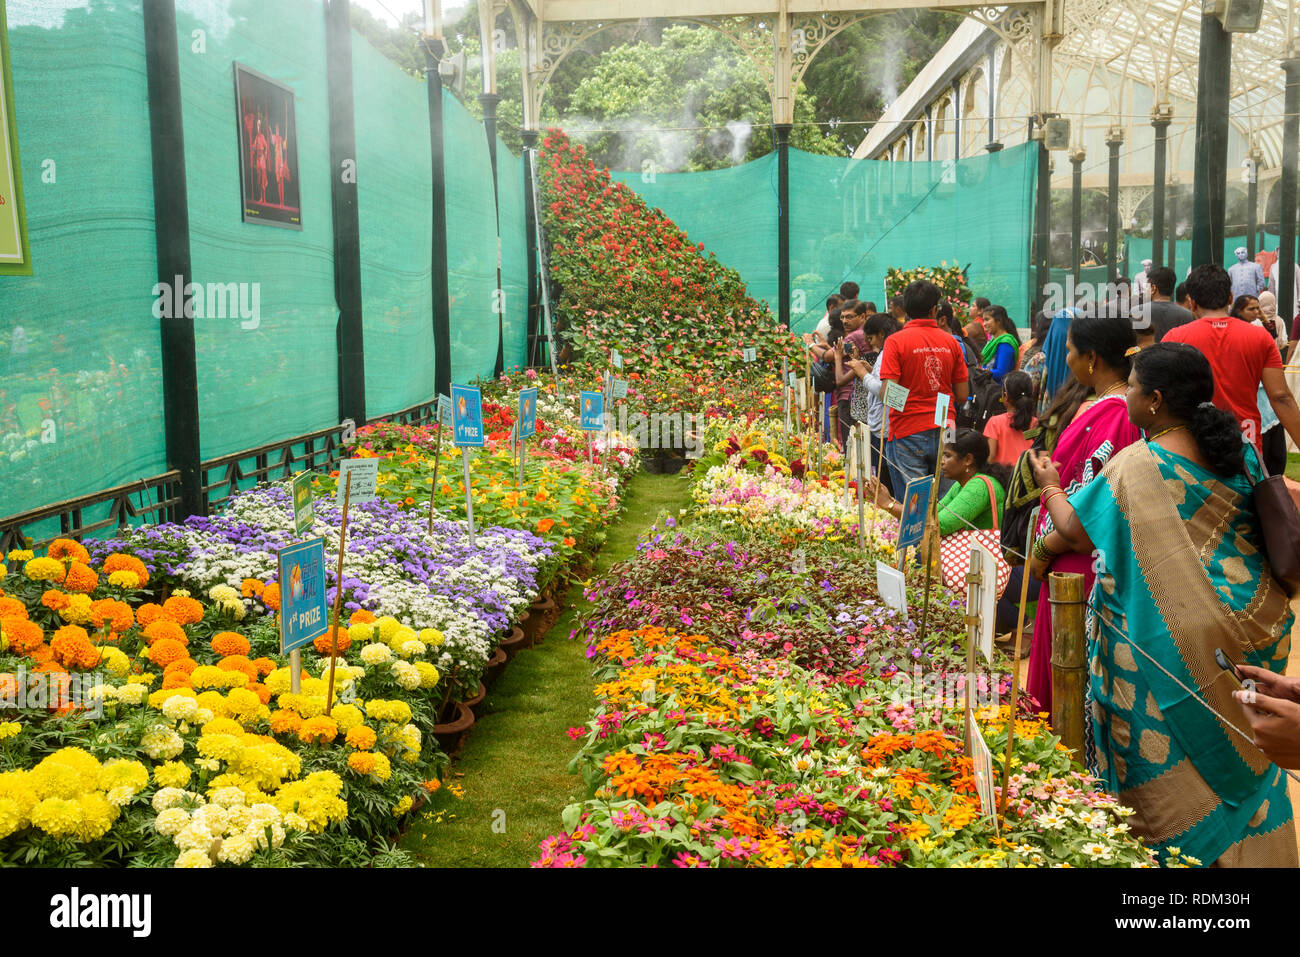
[982,370,1037,466]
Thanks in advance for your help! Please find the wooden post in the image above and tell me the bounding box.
[963,549,981,752]
[324,470,352,717]
[427,418,444,536]
[999,506,1040,821]
[917,435,944,646]
[1049,571,1087,757]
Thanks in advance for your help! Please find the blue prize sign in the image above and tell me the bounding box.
[895,476,934,551]
[278,539,329,654]
[518,388,537,440]
[579,391,605,431]
[451,384,485,447]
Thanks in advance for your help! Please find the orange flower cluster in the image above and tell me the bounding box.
[49,625,102,670]
[313,625,351,655]
[212,631,251,658]
[103,552,150,586]
[62,563,99,593]
[48,538,91,564]
[142,620,188,646]
[161,595,204,625]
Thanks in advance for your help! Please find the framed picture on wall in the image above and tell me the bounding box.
[233,63,301,229]
[0,2,31,275]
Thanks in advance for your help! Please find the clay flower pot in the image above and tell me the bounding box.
[499,625,527,662]
[526,595,559,646]
[432,701,475,755]
[462,682,487,716]
[483,647,508,688]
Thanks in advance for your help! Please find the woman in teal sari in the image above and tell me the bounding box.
[1027,343,1295,867]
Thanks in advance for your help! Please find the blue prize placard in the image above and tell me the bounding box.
[278,539,329,654]
[437,394,452,428]
[518,388,537,440]
[451,384,485,447]
[579,391,604,431]
[895,476,933,551]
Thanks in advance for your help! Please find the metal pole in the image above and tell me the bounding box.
[143,0,203,519]
[775,123,792,329]
[1106,126,1124,281]
[1034,124,1051,310]
[1049,571,1086,757]
[1192,15,1232,268]
[480,92,505,377]
[521,129,540,366]
[425,38,452,400]
[1167,176,1179,274]
[1246,147,1262,259]
[1150,107,1171,269]
[1280,58,1300,334]
[1070,147,1084,288]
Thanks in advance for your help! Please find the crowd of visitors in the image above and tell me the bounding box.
[798,261,1300,866]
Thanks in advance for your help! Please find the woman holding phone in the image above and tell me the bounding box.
[1027,342,1295,866]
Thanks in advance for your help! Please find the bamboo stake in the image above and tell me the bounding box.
[324,470,352,717]
[998,509,1041,821]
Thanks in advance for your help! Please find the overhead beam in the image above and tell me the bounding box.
[541,0,1044,20]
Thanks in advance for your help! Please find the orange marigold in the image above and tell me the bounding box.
[211,631,251,658]
[136,603,165,627]
[298,715,338,745]
[217,655,258,682]
[26,644,53,664]
[1,617,44,654]
[48,538,91,564]
[161,595,204,625]
[62,563,99,594]
[145,638,189,669]
[142,620,188,647]
[163,658,198,678]
[261,583,281,613]
[251,657,277,677]
[0,596,26,619]
[161,670,194,690]
[0,673,17,699]
[50,625,102,670]
[269,709,304,735]
[312,625,351,655]
[346,751,376,775]
[247,681,272,705]
[102,553,150,585]
[344,725,376,750]
[240,578,264,598]
[40,590,70,612]
[89,599,134,632]
[348,609,376,626]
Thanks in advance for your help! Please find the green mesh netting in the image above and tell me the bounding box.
[497,140,528,374]
[352,32,435,417]
[443,89,497,384]
[613,145,1036,330]
[175,0,340,460]
[2,0,167,521]
[611,153,779,313]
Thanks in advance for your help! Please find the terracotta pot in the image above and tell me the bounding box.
[517,609,535,645]
[527,595,559,646]
[432,701,475,755]
[462,681,487,715]
[483,647,508,688]
[499,625,527,662]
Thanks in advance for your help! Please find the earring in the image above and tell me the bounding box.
[1088,359,1095,375]
[1148,405,1156,415]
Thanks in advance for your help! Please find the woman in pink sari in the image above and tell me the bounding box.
[1026,313,1141,711]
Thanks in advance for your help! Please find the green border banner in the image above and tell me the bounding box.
[0,0,30,276]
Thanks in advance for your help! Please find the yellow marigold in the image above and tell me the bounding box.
[370,752,392,783]
[212,631,251,657]
[57,593,94,626]
[0,722,21,741]
[62,562,99,594]
[161,596,204,626]
[106,569,142,589]
[415,662,441,689]
[392,795,413,816]
[48,539,91,564]
[100,647,130,678]
[25,558,66,584]
[153,761,192,789]
[223,688,262,724]
[331,704,363,734]
[6,549,34,562]
[344,724,376,750]
[375,616,401,642]
[348,622,375,644]
[298,715,338,745]
[201,716,244,737]
[142,620,187,646]
[145,639,189,669]
[346,751,377,776]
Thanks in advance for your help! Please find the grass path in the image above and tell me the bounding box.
[400,470,691,867]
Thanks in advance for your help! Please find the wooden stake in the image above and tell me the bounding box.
[998,553,1037,819]
[917,433,944,647]
[427,418,444,536]
[324,470,352,717]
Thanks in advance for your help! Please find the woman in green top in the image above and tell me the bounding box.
[981,305,1021,384]
[867,428,1009,535]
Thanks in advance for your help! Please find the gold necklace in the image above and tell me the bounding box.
[1146,424,1185,442]
[1096,381,1126,399]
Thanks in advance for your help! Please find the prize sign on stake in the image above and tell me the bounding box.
[517,388,537,439]
[612,378,629,400]
[883,381,910,413]
[970,719,998,826]
[291,472,314,536]
[579,391,605,431]
[895,476,933,550]
[876,561,908,619]
[335,458,378,505]
[437,394,452,428]
[969,544,998,663]
[933,391,950,429]
[451,384,485,447]
[611,349,623,370]
[278,539,328,654]
[743,347,757,363]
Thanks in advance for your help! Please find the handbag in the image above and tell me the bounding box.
[1250,455,1300,591]
[850,376,873,424]
[999,442,1046,565]
[938,476,1013,598]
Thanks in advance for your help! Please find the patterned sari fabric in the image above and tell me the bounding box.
[1069,441,1296,866]
[1026,395,1142,711]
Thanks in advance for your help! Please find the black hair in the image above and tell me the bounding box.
[860,301,878,313]
[1229,294,1258,319]
[946,428,1012,493]
[863,313,901,340]
[840,281,860,300]
[985,305,1016,336]
[973,297,991,311]
[935,299,956,329]
[826,326,845,346]
[889,295,905,311]
[1148,266,1176,298]
[1132,343,1244,477]
[1001,370,1036,431]
[1174,281,1188,304]
[1067,312,1136,380]
[840,299,860,314]
[1040,379,1091,452]
[902,280,942,320]
[1030,310,1052,345]
[1185,264,1233,311]
[827,294,844,310]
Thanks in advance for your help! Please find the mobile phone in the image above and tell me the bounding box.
[1215,648,1255,693]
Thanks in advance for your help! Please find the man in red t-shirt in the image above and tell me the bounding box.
[878,280,970,495]
[1163,263,1300,458]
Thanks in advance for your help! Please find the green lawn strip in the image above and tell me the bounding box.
[1287,452,1300,483]
[401,470,690,867]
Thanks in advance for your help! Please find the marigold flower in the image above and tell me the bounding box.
[62,563,99,594]
[136,603,165,627]
[103,553,150,586]
[261,583,281,612]
[346,751,376,776]
[344,725,376,750]
[143,620,188,646]
[217,655,258,682]
[247,681,272,705]
[1,617,43,654]
[48,539,91,564]
[40,590,69,612]
[269,709,304,735]
[146,639,190,669]
[251,657,277,677]
[50,625,102,670]
[348,609,376,626]
[161,596,204,626]
[89,599,134,633]
[298,716,338,745]
[312,625,351,655]
[240,578,264,598]
[212,631,251,658]
[0,597,27,619]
